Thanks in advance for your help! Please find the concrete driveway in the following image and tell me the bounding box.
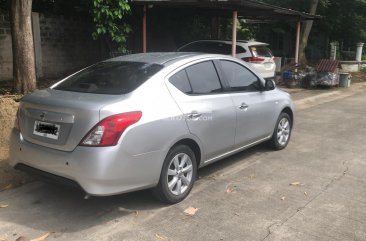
[1,89,366,241]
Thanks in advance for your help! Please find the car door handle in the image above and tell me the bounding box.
[239,103,249,110]
[187,112,202,119]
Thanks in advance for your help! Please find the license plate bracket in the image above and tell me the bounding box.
[33,121,60,140]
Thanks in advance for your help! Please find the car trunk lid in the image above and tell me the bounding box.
[18,88,124,152]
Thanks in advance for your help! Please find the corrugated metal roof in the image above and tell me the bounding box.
[131,0,321,20]
[315,59,341,72]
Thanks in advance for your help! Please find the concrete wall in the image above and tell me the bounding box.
[340,61,366,72]
[0,12,104,81]
[0,11,12,80]
[39,14,103,78]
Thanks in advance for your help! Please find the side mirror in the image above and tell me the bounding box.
[265,79,276,91]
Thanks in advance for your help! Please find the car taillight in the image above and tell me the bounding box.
[79,111,142,147]
[242,57,265,63]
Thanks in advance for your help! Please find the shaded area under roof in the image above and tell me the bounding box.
[131,0,320,21]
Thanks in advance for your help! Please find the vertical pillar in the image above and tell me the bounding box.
[330,42,338,60]
[356,42,364,61]
[32,12,43,78]
[142,5,147,53]
[231,11,237,57]
[295,21,301,65]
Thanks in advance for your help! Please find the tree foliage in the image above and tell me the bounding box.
[259,0,366,62]
[262,0,366,45]
[91,0,131,52]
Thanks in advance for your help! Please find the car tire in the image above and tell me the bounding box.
[153,145,197,204]
[269,112,292,150]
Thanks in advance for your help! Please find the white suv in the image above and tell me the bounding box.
[178,40,276,79]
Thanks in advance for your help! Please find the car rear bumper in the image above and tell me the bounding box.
[9,129,164,196]
[249,63,276,79]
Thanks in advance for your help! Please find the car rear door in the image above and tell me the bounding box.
[167,60,236,162]
[218,59,277,147]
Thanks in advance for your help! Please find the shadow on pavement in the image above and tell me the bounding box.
[0,143,272,234]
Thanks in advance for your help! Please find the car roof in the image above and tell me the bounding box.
[181,39,269,47]
[107,52,202,66]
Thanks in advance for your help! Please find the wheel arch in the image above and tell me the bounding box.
[281,107,294,128]
[171,138,202,167]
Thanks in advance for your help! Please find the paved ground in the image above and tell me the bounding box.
[1,85,366,241]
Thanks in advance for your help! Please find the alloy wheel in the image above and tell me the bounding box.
[277,117,290,146]
[166,153,193,195]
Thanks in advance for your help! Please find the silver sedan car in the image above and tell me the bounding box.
[10,53,294,203]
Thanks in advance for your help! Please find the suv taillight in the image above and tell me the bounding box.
[79,111,142,147]
[242,57,265,63]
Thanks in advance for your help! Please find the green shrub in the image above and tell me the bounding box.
[360,66,366,73]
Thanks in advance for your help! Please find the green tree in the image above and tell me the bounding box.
[262,0,366,62]
[91,0,132,52]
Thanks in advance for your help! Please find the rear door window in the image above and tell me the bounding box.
[185,61,222,94]
[54,61,163,95]
[169,70,192,94]
[220,60,260,92]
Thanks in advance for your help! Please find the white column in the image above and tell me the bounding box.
[330,42,338,60]
[356,42,364,61]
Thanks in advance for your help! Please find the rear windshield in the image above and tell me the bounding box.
[249,45,273,57]
[53,61,163,95]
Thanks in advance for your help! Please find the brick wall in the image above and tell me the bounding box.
[39,14,103,78]
[0,11,12,80]
[0,12,105,81]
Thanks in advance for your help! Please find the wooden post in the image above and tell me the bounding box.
[32,12,42,78]
[295,21,301,65]
[143,5,147,53]
[232,11,237,57]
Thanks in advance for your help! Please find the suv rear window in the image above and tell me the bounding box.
[54,61,163,95]
[179,42,245,54]
[249,45,273,57]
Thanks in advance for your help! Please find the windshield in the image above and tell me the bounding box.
[53,61,163,95]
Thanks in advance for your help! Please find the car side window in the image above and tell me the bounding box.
[220,60,260,92]
[185,61,222,94]
[169,70,192,94]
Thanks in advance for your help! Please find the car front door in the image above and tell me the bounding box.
[167,60,236,162]
[218,59,277,147]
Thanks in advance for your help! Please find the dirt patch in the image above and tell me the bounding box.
[0,160,32,190]
[0,97,18,159]
[350,72,366,83]
[0,97,32,190]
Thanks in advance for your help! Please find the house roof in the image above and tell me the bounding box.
[315,59,341,72]
[131,0,321,21]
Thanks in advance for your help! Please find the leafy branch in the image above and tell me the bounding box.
[92,0,132,52]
